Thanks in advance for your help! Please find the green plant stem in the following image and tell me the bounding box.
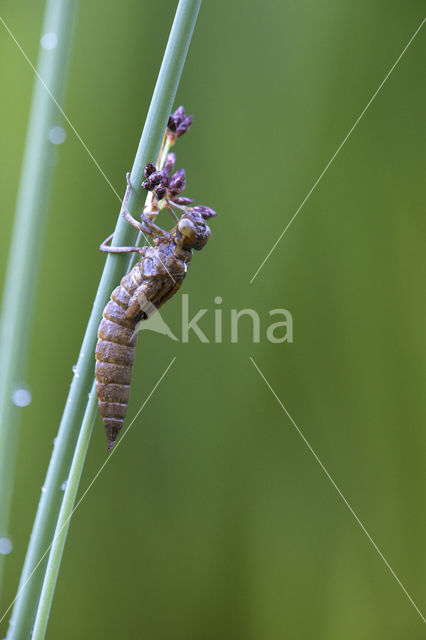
[31,108,179,640]
[31,383,97,640]
[0,0,78,603]
[6,1,202,637]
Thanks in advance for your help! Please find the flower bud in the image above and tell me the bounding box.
[169,168,186,194]
[176,115,193,137]
[144,162,156,178]
[160,167,169,183]
[164,152,176,173]
[173,196,194,205]
[156,185,167,200]
[167,106,185,132]
[191,205,217,218]
[142,171,163,191]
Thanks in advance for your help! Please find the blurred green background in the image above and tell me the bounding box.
[1,1,425,637]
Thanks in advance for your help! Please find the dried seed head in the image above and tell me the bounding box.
[144,162,156,178]
[173,196,194,205]
[176,115,193,137]
[142,171,163,191]
[169,168,186,194]
[190,205,217,219]
[164,152,176,173]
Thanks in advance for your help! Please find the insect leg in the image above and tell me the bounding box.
[99,233,145,255]
[167,200,187,214]
[124,172,169,237]
[121,207,149,232]
[121,172,157,236]
[140,212,169,237]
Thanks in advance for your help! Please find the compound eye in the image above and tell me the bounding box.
[177,218,196,243]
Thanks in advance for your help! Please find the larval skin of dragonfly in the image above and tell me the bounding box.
[95,211,210,450]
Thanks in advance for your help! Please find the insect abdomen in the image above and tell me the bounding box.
[95,263,142,450]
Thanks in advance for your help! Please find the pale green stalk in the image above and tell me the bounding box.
[5,1,202,637]
[31,109,180,640]
[0,0,78,602]
[31,384,97,640]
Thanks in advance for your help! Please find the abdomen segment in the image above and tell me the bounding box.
[95,265,142,449]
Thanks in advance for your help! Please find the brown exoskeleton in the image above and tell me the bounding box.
[96,110,216,449]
